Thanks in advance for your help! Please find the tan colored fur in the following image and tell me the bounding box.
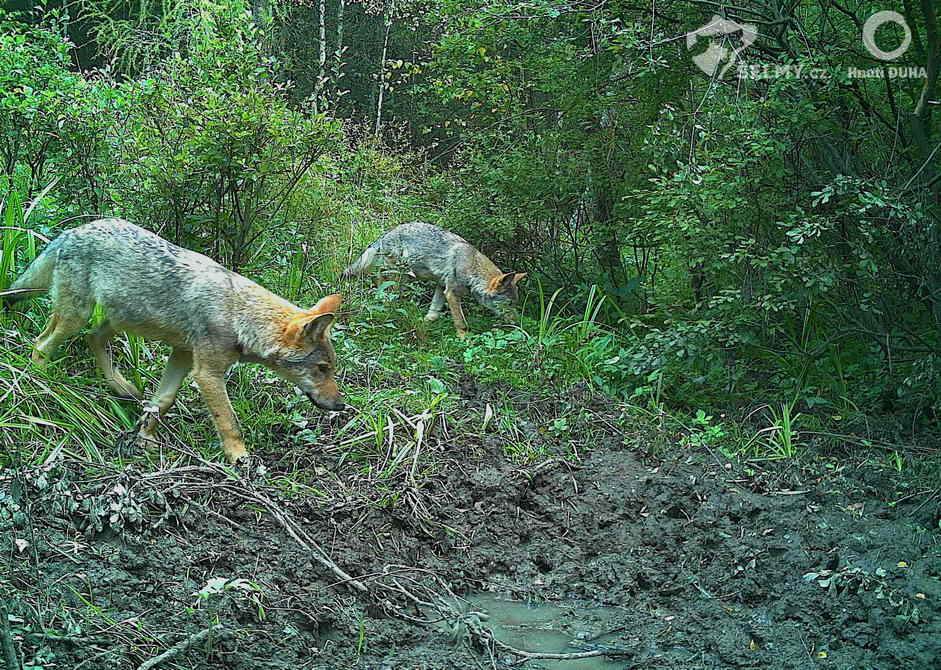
[7,219,345,463]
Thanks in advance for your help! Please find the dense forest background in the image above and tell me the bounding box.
[2,0,940,447]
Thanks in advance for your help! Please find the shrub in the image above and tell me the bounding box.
[105,12,342,269]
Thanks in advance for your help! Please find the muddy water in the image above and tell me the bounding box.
[461,593,625,669]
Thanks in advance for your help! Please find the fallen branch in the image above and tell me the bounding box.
[219,483,367,592]
[467,616,610,663]
[140,463,367,592]
[375,567,623,664]
[135,624,225,670]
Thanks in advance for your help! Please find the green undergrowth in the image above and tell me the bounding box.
[1,184,938,488]
[5,275,939,493]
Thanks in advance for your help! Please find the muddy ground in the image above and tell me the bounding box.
[2,384,940,670]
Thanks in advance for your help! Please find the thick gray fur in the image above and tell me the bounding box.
[343,222,525,332]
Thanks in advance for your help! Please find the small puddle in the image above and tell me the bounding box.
[459,593,625,669]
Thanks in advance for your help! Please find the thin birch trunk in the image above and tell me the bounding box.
[251,0,268,30]
[375,1,394,137]
[314,0,327,113]
[335,0,345,72]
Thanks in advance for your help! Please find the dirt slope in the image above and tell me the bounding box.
[2,388,940,669]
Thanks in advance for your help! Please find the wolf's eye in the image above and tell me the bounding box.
[317,362,331,373]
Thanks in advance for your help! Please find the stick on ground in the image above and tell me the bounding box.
[135,625,225,670]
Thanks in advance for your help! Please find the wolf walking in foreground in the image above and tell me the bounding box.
[2,218,344,463]
[342,222,526,338]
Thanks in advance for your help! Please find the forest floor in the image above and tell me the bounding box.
[3,377,940,670]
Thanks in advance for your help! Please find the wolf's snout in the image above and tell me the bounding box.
[307,391,345,412]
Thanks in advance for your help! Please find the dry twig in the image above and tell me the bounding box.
[135,624,225,670]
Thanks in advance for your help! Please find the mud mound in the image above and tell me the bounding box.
[2,397,940,669]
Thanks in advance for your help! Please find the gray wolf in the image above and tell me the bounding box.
[342,222,526,338]
[2,218,344,463]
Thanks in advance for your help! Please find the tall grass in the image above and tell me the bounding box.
[1,183,44,290]
[0,181,127,465]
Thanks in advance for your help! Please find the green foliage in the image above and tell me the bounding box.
[0,183,39,290]
[682,410,728,450]
[0,11,115,208]
[409,0,941,427]
[106,12,342,268]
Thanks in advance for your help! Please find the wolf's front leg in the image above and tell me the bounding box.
[425,286,446,321]
[192,361,248,463]
[87,321,143,399]
[444,288,468,339]
[138,348,194,442]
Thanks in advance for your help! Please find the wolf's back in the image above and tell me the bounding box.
[342,223,468,279]
[4,219,235,329]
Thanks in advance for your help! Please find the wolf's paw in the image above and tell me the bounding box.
[424,311,442,322]
[103,372,144,400]
[114,424,155,458]
[30,350,50,367]
[116,405,161,453]
[234,454,267,482]
[131,432,160,454]
[113,381,144,401]
[223,440,249,465]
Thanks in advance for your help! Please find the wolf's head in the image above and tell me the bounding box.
[482,272,527,318]
[270,293,345,412]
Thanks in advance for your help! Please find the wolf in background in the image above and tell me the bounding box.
[2,218,344,463]
[342,222,526,338]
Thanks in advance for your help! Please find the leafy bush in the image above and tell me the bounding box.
[105,11,342,269]
[0,11,115,209]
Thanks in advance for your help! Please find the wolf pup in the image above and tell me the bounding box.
[2,218,344,463]
[342,222,526,338]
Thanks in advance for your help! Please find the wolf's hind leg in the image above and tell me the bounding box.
[87,322,143,399]
[138,348,193,441]
[33,283,93,365]
[33,313,87,365]
[425,286,446,321]
[342,246,379,279]
[33,315,59,352]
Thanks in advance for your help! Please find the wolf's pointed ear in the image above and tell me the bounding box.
[302,312,336,341]
[510,272,527,286]
[311,293,342,314]
[488,273,511,294]
[494,272,526,292]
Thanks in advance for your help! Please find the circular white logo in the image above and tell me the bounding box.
[862,11,911,61]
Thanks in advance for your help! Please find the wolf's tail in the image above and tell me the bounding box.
[341,244,379,279]
[1,237,60,306]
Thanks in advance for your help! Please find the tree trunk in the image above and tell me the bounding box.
[251,0,268,30]
[589,91,624,286]
[313,0,327,113]
[335,0,345,72]
[906,0,941,330]
[375,1,394,137]
[591,182,624,282]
